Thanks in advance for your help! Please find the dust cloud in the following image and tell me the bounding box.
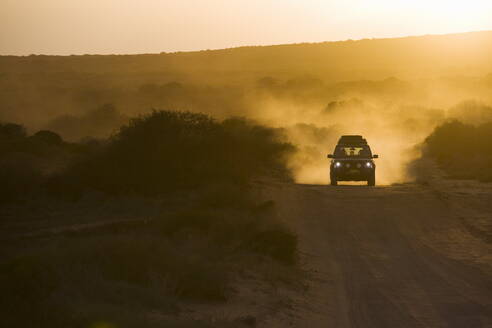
[2,33,492,184]
[247,92,459,185]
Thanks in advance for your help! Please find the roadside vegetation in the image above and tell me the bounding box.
[57,110,293,195]
[424,120,492,181]
[0,111,298,328]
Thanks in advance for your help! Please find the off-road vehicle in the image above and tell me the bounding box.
[327,135,379,186]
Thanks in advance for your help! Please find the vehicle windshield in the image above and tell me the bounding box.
[334,145,372,158]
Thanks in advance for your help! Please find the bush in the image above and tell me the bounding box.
[0,123,84,202]
[30,130,63,145]
[0,122,26,140]
[424,120,492,181]
[63,110,294,195]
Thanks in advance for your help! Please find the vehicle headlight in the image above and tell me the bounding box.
[365,162,372,168]
[334,162,341,168]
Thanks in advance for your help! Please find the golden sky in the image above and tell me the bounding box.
[1,0,492,55]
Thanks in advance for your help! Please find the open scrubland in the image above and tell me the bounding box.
[0,113,299,327]
[2,31,492,327]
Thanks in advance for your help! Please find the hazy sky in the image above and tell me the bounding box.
[2,0,492,55]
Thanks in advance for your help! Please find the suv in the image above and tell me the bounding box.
[327,135,379,186]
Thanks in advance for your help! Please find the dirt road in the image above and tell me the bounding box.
[264,180,492,327]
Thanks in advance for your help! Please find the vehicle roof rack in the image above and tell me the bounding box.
[337,135,367,145]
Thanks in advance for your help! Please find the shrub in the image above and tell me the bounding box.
[64,110,294,195]
[0,122,26,140]
[424,120,492,181]
[31,130,63,145]
[0,123,84,202]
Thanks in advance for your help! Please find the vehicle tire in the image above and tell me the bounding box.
[330,175,338,186]
[367,173,375,186]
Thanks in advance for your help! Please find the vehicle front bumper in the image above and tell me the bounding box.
[330,161,375,181]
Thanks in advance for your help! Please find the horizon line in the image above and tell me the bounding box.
[1,29,491,58]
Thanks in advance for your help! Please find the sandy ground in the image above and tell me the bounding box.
[3,175,491,327]
[258,178,492,328]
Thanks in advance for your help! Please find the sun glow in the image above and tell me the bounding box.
[1,0,492,55]
[359,0,492,32]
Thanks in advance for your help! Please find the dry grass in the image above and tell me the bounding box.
[0,186,297,328]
